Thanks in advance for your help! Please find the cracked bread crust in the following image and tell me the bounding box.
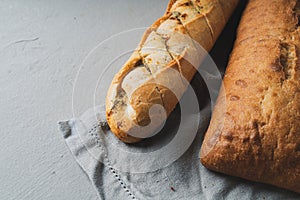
[106,0,239,143]
[200,0,300,193]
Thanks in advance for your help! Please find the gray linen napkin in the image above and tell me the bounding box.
[58,102,300,200]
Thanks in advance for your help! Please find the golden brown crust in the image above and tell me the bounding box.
[218,0,240,21]
[200,0,300,193]
[106,0,239,143]
[191,0,226,41]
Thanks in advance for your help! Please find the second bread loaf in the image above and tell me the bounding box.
[201,0,300,193]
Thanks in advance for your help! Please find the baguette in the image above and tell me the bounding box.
[106,0,239,143]
[200,0,300,193]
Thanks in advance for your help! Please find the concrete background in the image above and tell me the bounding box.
[0,0,168,199]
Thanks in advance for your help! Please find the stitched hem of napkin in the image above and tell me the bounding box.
[89,122,137,200]
[59,120,138,200]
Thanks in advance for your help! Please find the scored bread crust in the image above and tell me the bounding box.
[200,0,300,193]
[106,0,239,143]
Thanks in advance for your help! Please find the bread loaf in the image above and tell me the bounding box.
[200,0,300,193]
[106,0,239,143]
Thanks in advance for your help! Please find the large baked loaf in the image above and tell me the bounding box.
[200,0,300,193]
[106,0,239,143]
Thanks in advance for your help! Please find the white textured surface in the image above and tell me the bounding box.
[0,0,167,199]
